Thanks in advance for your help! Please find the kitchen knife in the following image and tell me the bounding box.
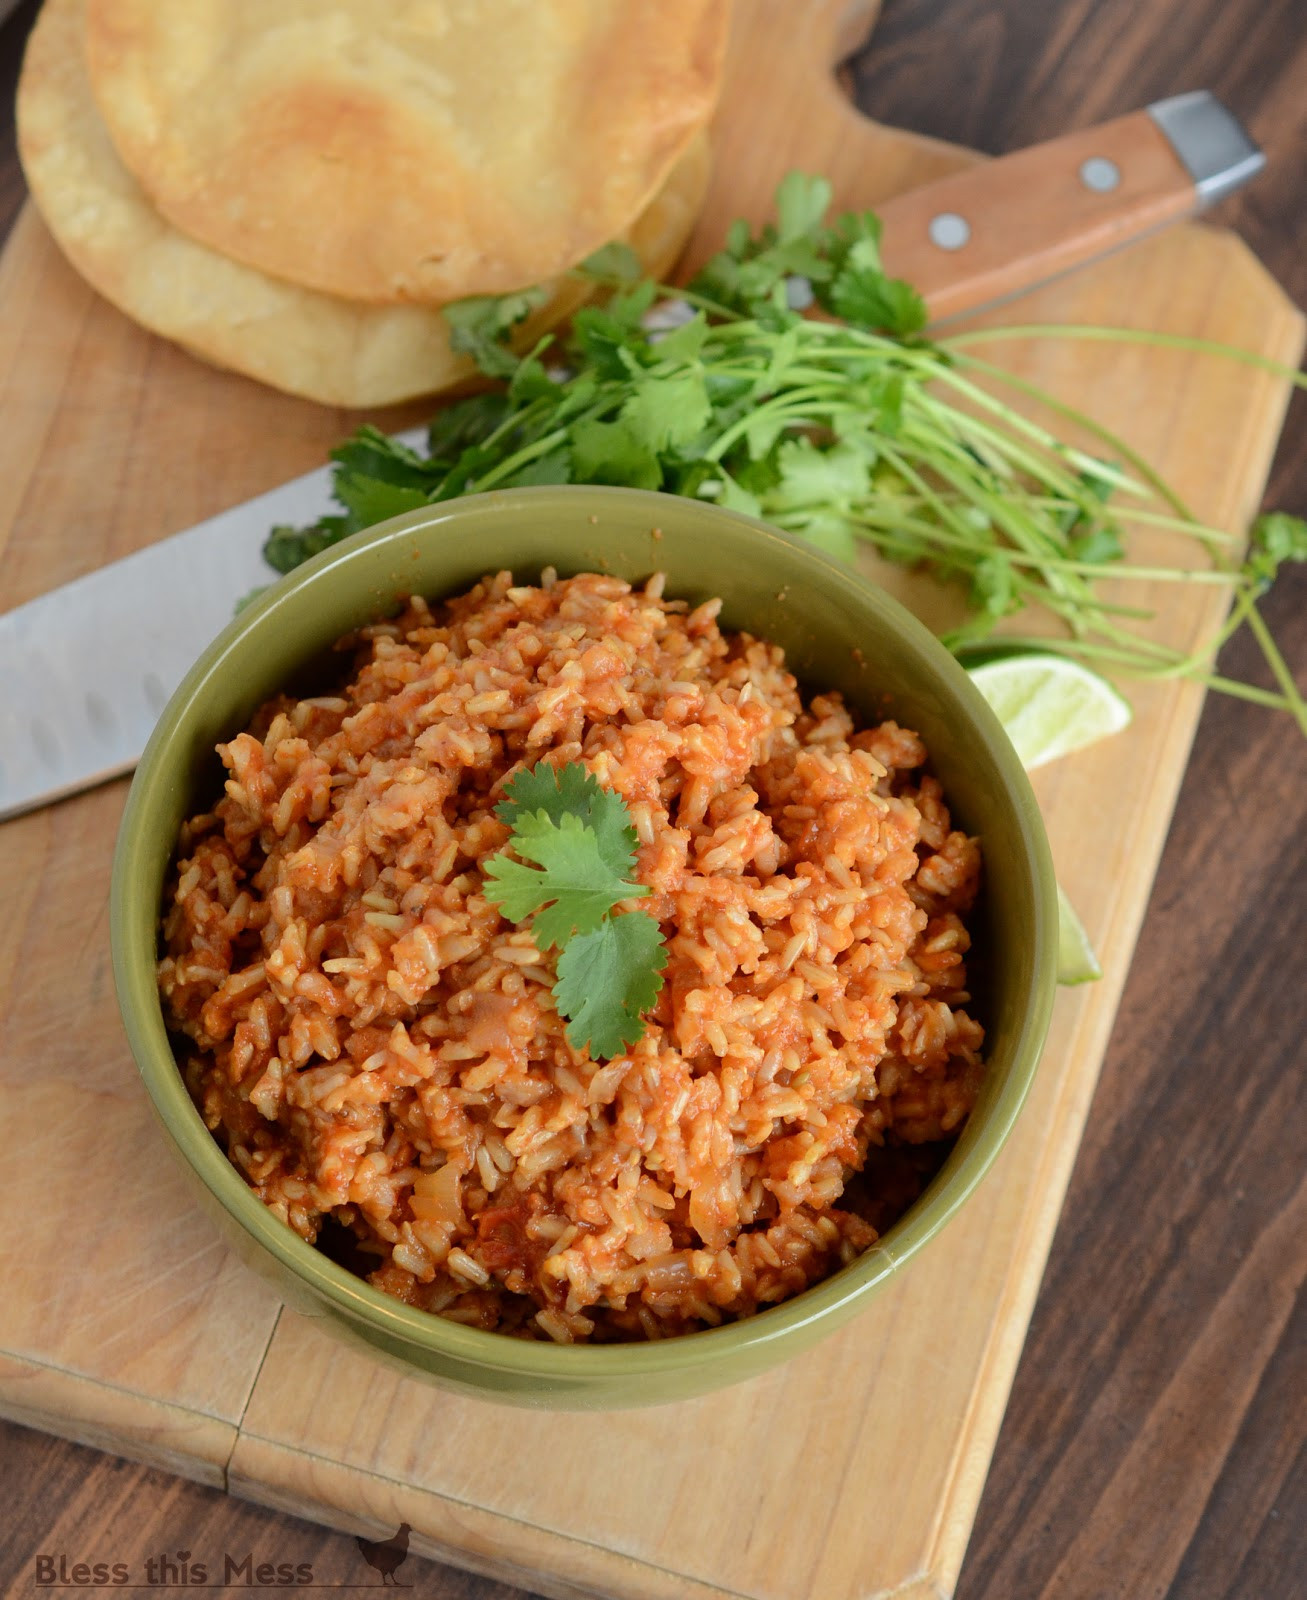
[0,92,1265,821]
[0,428,425,822]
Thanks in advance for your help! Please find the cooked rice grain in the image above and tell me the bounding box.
[159,571,984,1340]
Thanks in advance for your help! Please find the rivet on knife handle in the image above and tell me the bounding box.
[875,92,1265,326]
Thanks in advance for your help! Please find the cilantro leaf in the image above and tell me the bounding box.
[494,448,573,489]
[497,761,609,831]
[650,313,709,366]
[485,765,648,949]
[554,912,667,1058]
[793,510,859,564]
[970,552,1017,616]
[569,286,657,376]
[505,810,644,934]
[1050,464,1123,566]
[1068,524,1124,565]
[830,257,927,334]
[620,371,712,453]
[263,515,352,573]
[772,438,871,508]
[483,812,641,948]
[443,288,548,377]
[715,472,763,517]
[507,352,561,404]
[743,409,788,461]
[331,426,438,489]
[691,176,920,330]
[427,394,512,461]
[776,171,833,242]
[1253,510,1307,561]
[570,418,662,490]
[333,473,429,528]
[687,188,832,324]
[483,764,663,1057]
[833,208,884,259]
[1247,511,1307,588]
[578,241,644,282]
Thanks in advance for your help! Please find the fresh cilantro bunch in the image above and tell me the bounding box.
[262,174,1307,736]
[482,763,666,1060]
[262,174,1107,588]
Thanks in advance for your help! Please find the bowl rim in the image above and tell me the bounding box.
[111,484,1058,1378]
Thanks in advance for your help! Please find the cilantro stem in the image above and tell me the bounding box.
[845,508,1236,582]
[703,387,867,462]
[981,633,1298,712]
[1020,500,1236,545]
[467,426,574,491]
[943,325,1307,394]
[1244,600,1307,736]
[924,367,1148,496]
[944,352,1201,522]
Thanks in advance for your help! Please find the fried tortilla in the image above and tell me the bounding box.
[18,0,710,406]
[83,0,727,304]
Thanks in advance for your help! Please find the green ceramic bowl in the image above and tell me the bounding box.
[111,486,1056,1409]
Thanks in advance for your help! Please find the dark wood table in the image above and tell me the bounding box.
[1,2,1303,1596]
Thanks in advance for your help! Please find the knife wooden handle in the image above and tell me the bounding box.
[878,95,1264,324]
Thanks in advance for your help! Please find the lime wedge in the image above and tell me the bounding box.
[967,653,1132,770]
[964,652,1117,986]
[1056,881,1102,985]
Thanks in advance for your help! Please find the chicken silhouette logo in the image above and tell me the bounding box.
[354,1521,412,1586]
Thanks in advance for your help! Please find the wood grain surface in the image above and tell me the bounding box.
[0,2,1303,1599]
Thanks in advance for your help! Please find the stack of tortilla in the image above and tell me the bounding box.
[16,0,727,406]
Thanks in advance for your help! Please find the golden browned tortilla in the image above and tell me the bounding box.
[83,0,729,305]
[17,0,710,406]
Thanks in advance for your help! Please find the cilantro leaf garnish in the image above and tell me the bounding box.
[483,763,663,1056]
[554,912,668,1059]
[495,763,639,866]
[484,810,646,949]
[494,760,592,825]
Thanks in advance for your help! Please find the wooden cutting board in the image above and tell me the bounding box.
[0,3,1301,1597]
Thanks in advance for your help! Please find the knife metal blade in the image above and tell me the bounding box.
[0,434,424,821]
[0,93,1266,821]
